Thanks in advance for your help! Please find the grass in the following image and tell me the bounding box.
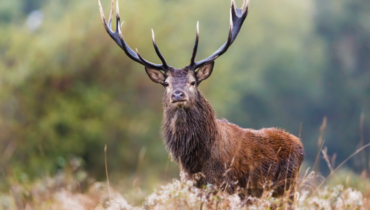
[0,169,368,210]
[1,144,370,209]
[1,144,370,210]
[1,123,369,209]
[0,171,368,209]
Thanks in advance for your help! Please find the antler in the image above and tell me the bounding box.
[98,0,169,71]
[190,0,250,70]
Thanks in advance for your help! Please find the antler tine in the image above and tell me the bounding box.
[244,0,251,12]
[191,0,250,70]
[98,0,165,71]
[115,0,121,33]
[151,29,169,70]
[241,0,246,11]
[190,21,200,68]
[108,0,114,28]
[98,0,109,31]
[135,48,146,63]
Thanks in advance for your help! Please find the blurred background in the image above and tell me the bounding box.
[0,0,369,204]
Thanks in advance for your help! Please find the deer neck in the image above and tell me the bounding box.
[162,92,218,174]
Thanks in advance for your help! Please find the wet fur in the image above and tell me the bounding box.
[162,71,304,197]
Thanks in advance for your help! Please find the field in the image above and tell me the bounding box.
[1,149,370,210]
[1,172,369,209]
[1,0,369,209]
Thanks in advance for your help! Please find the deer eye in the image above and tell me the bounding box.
[163,82,169,87]
[190,81,196,86]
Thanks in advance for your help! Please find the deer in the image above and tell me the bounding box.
[98,0,304,199]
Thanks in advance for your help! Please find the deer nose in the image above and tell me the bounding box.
[172,90,185,101]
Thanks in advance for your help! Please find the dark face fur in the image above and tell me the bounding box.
[145,62,214,109]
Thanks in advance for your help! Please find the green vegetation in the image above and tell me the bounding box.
[1,170,369,209]
[0,0,369,209]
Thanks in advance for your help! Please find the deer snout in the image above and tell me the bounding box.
[172,90,186,102]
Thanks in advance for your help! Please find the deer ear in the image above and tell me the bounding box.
[145,67,166,84]
[195,61,214,83]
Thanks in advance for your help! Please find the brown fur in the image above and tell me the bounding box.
[98,0,303,198]
[158,66,304,198]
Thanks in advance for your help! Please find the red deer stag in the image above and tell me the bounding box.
[98,0,304,198]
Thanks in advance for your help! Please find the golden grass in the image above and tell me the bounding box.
[1,171,368,210]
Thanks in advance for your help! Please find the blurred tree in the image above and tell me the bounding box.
[23,0,46,13]
[314,0,370,173]
[0,0,22,23]
[0,0,369,192]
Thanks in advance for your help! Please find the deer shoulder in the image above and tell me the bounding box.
[99,0,304,199]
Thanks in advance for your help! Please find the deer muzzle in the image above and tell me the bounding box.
[171,90,187,103]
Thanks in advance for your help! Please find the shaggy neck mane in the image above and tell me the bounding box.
[162,92,218,174]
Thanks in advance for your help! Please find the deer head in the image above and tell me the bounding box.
[98,0,249,108]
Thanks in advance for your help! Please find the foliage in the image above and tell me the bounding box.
[313,0,370,172]
[1,170,369,210]
[0,0,369,195]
